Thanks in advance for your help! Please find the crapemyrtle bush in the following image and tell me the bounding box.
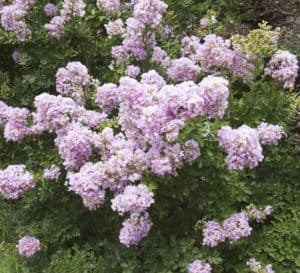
[0,0,299,273]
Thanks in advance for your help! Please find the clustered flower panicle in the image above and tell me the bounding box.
[0,165,34,199]
[0,0,35,41]
[44,3,57,17]
[202,206,273,247]
[56,62,90,105]
[43,164,61,181]
[218,123,285,170]
[265,50,298,89]
[188,260,212,273]
[45,0,86,38]
[247,258,275,273]
[119,212,152,247]
[17,236,41,257]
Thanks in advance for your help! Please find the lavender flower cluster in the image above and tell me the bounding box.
[44,3,57,17]
[151,46,167,64]
[0,102,33,138]
[257,122,286,145]
[56,62,90,105]
[183,139,201,164]
[167,57,201,82]
[105,18,125,37]
[265,50,299,89]
[45,0,86,38]
[126,65,141,78]
[54,122,100,170]
[199,15,217,29]
[31,91,106,136]
[4,107,30,143]
[202,206,273,247]
[111,184,154,214]
[188,260,212,273]
[17,236,41,257]
[0,165,34,199]
[43,164,61,181]
[97,0,120,14]
[119,212,152,247]
[218,125,264,171]
[95,83,119,113]
[0,0,35,41]
[218,122,286,171]
[67,162,106,210]
[66,127,148,213]
[109,0,168,64]
[179,34,255,80]
[247,258,275,273]
[246,205,273,223]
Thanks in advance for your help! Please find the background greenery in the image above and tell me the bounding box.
[0,0,299,272]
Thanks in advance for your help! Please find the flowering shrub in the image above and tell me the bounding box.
[0,0,299,272]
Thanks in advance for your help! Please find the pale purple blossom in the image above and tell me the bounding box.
[44,3,57,17]
[4,107,30,142]
[257,122,286,145]
[44,16,65,38]
[105,18,125,37]
[1,4,31,41]
[167,57,201,82]
[111,45,129,64]
[199,75,229,119]
[223,212,252,241]
[97,0,120,14]
[183,139,201,164]
[0,165,34,199]
[111,184,154,214]
[202,220,226,247]
[152,46,167,64]
[54,122,96,170]
[140,70,165,89]
[218,125,264,170]
[60,0,86,20]
[78,109,107,129]
[56,61,90,105]
[247,205,273,222]
[188,260,212,273]
[119,212,152,247]
[265,50,298,89]
[247,258,275,273]
[32,93,79,133]
[200,18,209,28]
[17,236,41,257]
[67,162,106,210]
[133,0,168,28]
[43,165,60,180]
[181,36,201,62]
[127,65,141,78]
[196,34,254,80]
[95,83,119,113]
